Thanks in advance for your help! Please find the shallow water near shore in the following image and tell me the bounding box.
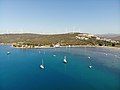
[0,45,120,90]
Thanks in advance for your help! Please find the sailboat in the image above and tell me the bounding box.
[40,59,45,69]
[63,56,67,64]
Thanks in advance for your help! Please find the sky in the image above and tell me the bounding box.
[0,0,120,34]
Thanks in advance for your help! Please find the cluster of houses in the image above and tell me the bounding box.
[76,33,119,44]
[76,33,100,40]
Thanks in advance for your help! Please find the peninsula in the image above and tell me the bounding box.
[0,33,120,48]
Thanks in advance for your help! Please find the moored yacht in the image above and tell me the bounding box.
[40,59,45,69]
[63,56,67,64]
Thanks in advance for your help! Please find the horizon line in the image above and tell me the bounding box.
[0,32,120,35]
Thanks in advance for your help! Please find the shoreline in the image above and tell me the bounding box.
[0,43,120,50]
[12,45,120,50]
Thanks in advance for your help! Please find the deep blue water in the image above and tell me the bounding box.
[0,45,120,90]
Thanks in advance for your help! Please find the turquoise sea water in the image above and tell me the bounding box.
[0,45,120,90]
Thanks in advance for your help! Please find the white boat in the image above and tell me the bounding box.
[63,56,67,64]
[88,56,91,59]
[7,52,10,55]
[104,53,108,56]
[53,54,56,57]
[40,59,44,69]
[89,65,92,69]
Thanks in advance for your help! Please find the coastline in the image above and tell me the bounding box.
[0,43,120,50]
[12,45,120,50]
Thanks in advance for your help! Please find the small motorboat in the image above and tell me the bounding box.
[88,56,91,59]
[7,52,10,55]
[89,65,92,69]
[53,55,56,57]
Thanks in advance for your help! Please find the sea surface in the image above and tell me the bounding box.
[0,45,120,90]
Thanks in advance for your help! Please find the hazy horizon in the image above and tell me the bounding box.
[0,31,120,35]
[0,0,120,34]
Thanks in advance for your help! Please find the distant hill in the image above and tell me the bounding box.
[109,36,120,41]
[0,33,86,45]
[97,34,120,41]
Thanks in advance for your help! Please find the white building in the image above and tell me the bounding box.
[54,43,60,47]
